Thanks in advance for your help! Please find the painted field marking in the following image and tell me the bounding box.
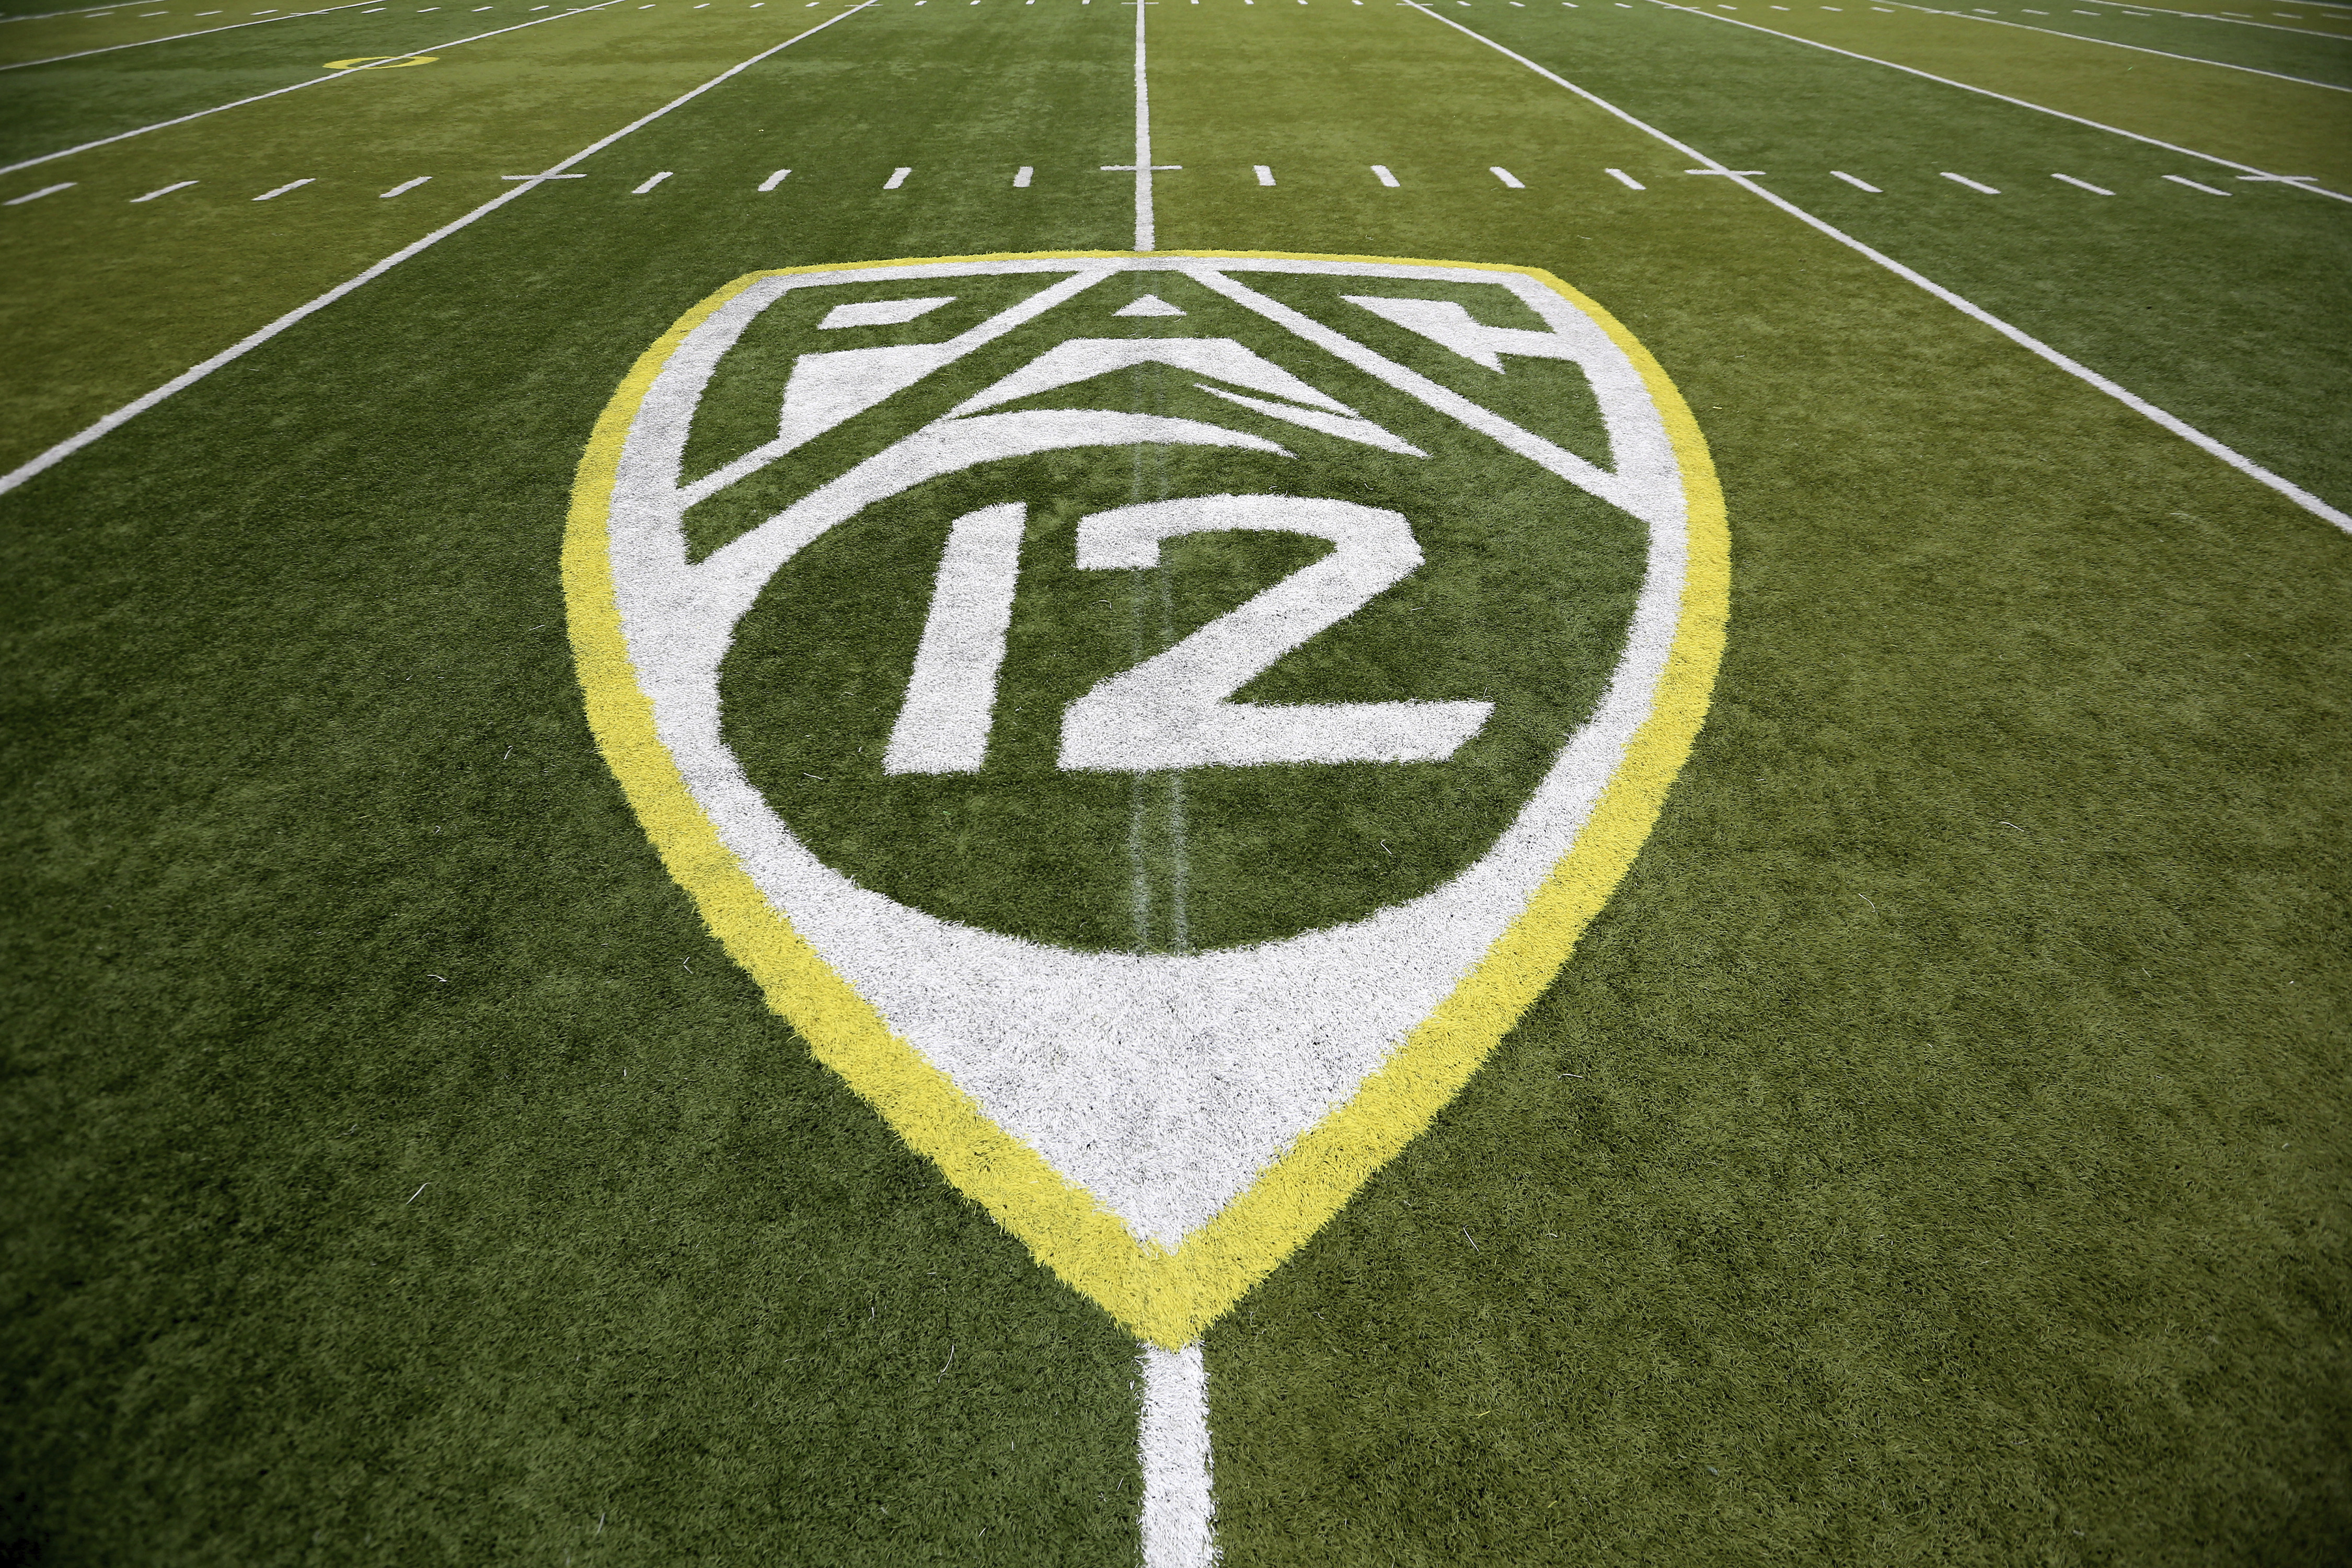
[1371,163,1401,184]
[0,2,876,499]
[0,0,629,179]
[252,177,313,198]
[2051,170,2113,191]
[1253,163,1275,183]
[1687,166,1766,174]
[0,0,378,72]
[131,178,198,200]
[379,175,431,195]
[1405,1,2352,534]
[1491,165,1525,185]
[1606,166,1644,186]
[324,51,438,63]
[1831,168,1880,189]
[759,167,791,190]
[1941,170,1999,191]
[2074,0,2352,36]
[883,165,910,188]
[1013,165,1033,186]
[1879,0,2352,90]
[2163,173,2232,192]
[5,182,74,204]
[1140,1345,1215,1568]
[2236,172,2321,183]
[1646,1,2352,203]
[632,170,673,192]
[0,0,164,21]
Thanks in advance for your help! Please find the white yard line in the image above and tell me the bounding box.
[0,0,627,179]
[0,3,873,497]
[2069,0,2352,37]
[1404,0,2352,535]
[0,0,379,73]
[1139,1344,1217,1568]
[0,0,155,22]
[1879,1,2352,93]
[1642,0,2352,202]
[1131,0,1156,247]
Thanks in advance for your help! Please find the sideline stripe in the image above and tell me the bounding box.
[1643,0,2352,203]
[1406,1,2352,535]
[0,0,629,179]
[0,0,378,73]
[1880,1,2352,93]
[0,3,873,499]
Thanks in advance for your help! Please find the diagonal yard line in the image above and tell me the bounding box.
[2068,0,2352,39]
[1643,0,2352,203]
[1401,1,2352,537]
[0,0,628,178]
[0,0,385,74]
[1878,1,2352,93]
[0,4,874,498]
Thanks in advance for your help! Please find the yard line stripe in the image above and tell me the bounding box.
[1880,1,2352,91]
[4,181,74,204]
[1012,164,1032,186]
[131,178,198,200]
[1641,0,2352,202]
[759,166,791,189]
[1370,163,1400,185]
[0,0,630,179]
[1139,1344,1216,1568]
[1830,168,1880,189]
[1402,1,2352,535]
[2069,0,2352,36]
[0,0,379,71]
[1941,170,1999,191]
[2162,172,2232,192]
[2051,170,2113,192]
[1605,165,1644,186]
[1490,164,1525,185]
[631,169,672,191]
[251,176,313,199]
[883,165,910,189]
[0,3,873,498]
[1132,0,1154,248]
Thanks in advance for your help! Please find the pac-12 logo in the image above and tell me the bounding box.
[565,252,1728,1348]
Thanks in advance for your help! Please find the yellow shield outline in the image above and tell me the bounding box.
[563,250,1730,1349]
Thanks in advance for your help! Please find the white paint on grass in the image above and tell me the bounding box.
[1400,0,2352,534]
[2051,170,2113,192]
[131,179,198,201]
[4,182,73,204]
[0,3,878,498]
[379,175,431,197]
[2163,173,2232,193]
[1013,164,1033,187]
[1113,293,1186,316]
[0,0,377,73]
[1139,1343,1216,1568]
[1490,164,1525,186]
[883,165,911,189]
[759,167,791,190]
[884,503,1027,775]
[633,170,673,192]
[1830,168,1880,190]
[1882,0,2352,90]
[252,177,312,199]
[1370,163,1400,185]
[594,252,1695,1246]
[1605,166,1644,187]
[820,294,954,328]
[1253,163,1274,184]
[1940,170,2000,192]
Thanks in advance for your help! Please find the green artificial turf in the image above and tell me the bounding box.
[4,2,2347,1564]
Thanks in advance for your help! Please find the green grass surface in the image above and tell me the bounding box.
[4,1,2347,1563]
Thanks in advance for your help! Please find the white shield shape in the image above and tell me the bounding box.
[566,252,1728,1348]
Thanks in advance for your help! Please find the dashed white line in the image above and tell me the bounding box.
[1605,166,1644,187]
[131,178,198,200]
[1254,163,1275,183]
[1370,163,1400,185]
[1490,164,1525,186]
[1941,170,2000,191]
[884,165,912,188]
[252,177,313,199]
[1013,164,1032,186]
[5,182,74,204]
[2163,173,2232,193]
[1831,168,1880,189]
[759,167,791,190]
[2051,170,2113,192]
[631,170,672,192]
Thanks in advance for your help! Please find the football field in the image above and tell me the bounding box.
[2,0,2347,1561]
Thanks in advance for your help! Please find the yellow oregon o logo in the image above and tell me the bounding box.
[324,54,438,68]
